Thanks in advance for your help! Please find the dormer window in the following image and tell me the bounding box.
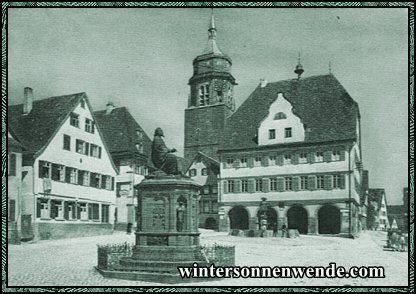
[274,112,287,120]
[189,169,197,177]
[285,128,292,138]
[85,118,95,133]
[201,168,208,176]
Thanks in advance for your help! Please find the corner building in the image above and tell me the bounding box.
[184,15,363,236]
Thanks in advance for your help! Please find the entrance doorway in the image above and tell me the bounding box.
[228,206,249,230]
[318,205,341,234]
[287,206,308,234]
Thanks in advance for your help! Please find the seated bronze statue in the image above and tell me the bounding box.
[151,127,182,175]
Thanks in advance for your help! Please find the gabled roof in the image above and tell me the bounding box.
[387,205,405,216]
[94,107,152,160]
[8,93,85,155]
[220,74,360,151]
[186,151,220,173]
[368,188,386,209]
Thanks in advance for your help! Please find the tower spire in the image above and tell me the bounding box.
[294,52,304,79]
[203,10,222,54]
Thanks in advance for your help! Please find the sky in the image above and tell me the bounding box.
[7,8,408,205]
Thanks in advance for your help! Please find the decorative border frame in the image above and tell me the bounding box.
[1,2,413,292]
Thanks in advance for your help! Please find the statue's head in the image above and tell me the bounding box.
[154,127,164,137]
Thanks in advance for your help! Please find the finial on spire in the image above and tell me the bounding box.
[294,52,304,79]
[329,61,332,74]
[208,9,217,40]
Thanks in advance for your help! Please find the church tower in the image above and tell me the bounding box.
[184,13,237,163]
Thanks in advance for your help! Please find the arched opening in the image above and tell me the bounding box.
[205,217,217,230]
[257,207,278,230]
[287,205,308,234]
[228,206,249,230]
[318,205,341,234]
[176,196,187,232]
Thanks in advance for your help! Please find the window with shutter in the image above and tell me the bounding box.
[316,175,325,189]
[234,180,241,193]
[284,154,292,165]
[248,179,255,193]
[299,153,308,164]
[291,154,299,165]
[324,175,333,190]
[277,177,284,192]
[308,175,316,190]
[240,157,248,167]
[300,176,308,190]
[333,174,341,188]
[228,180,235,193]
[270,178,277,191]
[315,152,324,162]
[241,179,248,192]
[63,134,71,150]
[324,151,332,162]
[262,178,270,192]
[247,157,255,168]
[254,156,262,167]
[340,174,346,189]
[78,170,84,185]
[261,156,269,167]
[277,155,284,166]
[332,150,341,161]
[223,180,228,194]
[65,166,71,183]
[284,177,293,191]
[292,177,300,191]
[255,178,262,192]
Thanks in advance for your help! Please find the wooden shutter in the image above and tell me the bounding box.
[248,157,254,168]
[340,150,346,161]
[111,177,115,191]
[9,199,16,221]
[324,151,332,163]
[38,161,44,178]
[308,152,315,163]
[65,167,71,183]
[76,203,81,219]
[234,180,241,193]
[248,179,255,193]
[36,199,41,218]
[277,155,284,166]
[262,178,270,193]
[340,174,346,189]
[324,175,333,190]
[261,156,269,167]
[77,170,84,185]
[308,175,316,191]
[292,153,299,165]
[98,147,102,159]
[293,176,300,191]
[233,159,240,169]
[64,202,69,220]
[85,143,90,156]
[223,180,228,194]
[277,177,284,192]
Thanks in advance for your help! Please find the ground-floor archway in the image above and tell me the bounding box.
[287,205,308,234]
[228,206,249,230]
[205,217,217,230]
[257,206,278,230]
[318,205,341,234]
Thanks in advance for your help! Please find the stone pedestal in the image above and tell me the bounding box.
[101,174,211,282]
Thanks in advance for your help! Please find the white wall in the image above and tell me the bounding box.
[258,93,305,145]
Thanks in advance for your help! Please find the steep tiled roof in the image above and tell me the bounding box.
[8,93,85,155]
[221,74,359,151]
[186,151,220,173]
[387,205,405,216]
[368,188,386,210]
[94,107,152,159]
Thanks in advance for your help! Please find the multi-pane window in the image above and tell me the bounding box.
[85,118,95,133]
[90,173,101,188]
[228,180,235,193]
[269,129,276,139]
[83,171,90,186]
[285,127,292,138]
[284,154,291,165]
[240,157,248,167]
[300,176,308,190]
[316,175,325,189]
[39,161,51,178]
[88,203,99,220]
[269,155,277,165]
[90,144,101,158]
[226,158,234,168]
[189,169,196,177]
[255,156,262,167]
[270,178,277,191]
[333,175,341,188]
[332,150,341,161]
[315,152,324,162]
[9,153,16,176]
[70,113,79,128]
[285,177,292,191]
[63,134,71,151]
[201,168,208,176]
[76,139,89,155]
[241,179,248,192]
[199,84,210,106]
[274,112,287,120]
[51,164,65,181]
[299,153,308,164]
[255,178,262,192]
[70,168,77,184]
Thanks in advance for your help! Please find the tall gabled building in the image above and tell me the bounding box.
[8,88,118,241]
[94,103,152,231]
[184,14,364,236]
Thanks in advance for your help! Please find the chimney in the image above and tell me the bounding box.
[23,87,34,115]
[106,102,115,114]
[260,79,267,88]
